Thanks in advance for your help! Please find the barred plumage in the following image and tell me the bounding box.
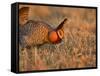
[19,20,52,48]
[19,7,67,48]
[19,18,67,48]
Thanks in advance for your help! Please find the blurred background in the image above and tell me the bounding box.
[19,4,96,71]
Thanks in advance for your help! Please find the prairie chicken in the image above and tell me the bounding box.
[19,19,67,48]
[19,7,67,48]
[19,7,67,71]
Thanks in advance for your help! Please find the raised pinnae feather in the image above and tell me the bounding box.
[56,18,67,30]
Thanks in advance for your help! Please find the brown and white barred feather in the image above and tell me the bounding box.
[19,20,52,48]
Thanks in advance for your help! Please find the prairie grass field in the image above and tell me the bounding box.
[19,5,96,71]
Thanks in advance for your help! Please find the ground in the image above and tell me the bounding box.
[19,5,96,71]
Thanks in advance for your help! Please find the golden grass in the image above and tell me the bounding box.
[19,5,96,71]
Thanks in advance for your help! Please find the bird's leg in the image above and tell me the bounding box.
[24,46,33,71]
[20,47,31,71]
[34,47,37,66]
[55,43,60,51]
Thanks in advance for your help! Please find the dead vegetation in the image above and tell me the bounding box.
[19,5,96,71]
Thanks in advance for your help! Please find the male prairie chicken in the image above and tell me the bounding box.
[19,7,67,71]
[19,7,67,48]
[19,18,67,48]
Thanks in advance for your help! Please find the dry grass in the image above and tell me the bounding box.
[19,5,96,71]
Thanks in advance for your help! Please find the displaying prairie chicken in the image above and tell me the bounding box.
[19,7,67,71]
[19,7,67,48]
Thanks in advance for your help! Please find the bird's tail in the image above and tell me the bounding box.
[19,7,30,25]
